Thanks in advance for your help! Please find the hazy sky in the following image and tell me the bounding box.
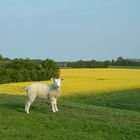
[0,0,140,61]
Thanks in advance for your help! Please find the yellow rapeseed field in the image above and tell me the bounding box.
[0,68,140,96]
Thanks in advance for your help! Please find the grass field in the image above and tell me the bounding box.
[0,68,140,140]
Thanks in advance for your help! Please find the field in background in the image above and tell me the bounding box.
[0,68,140,96]
[0,68,140,140]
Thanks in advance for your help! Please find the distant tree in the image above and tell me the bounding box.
[0,55,4,62]
[41,59,60,79]
[0,57,60,84]
[111,59,115,65]
[116,57,125,65]
[103,60,111,68]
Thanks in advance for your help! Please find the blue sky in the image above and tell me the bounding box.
[0,0,140,61]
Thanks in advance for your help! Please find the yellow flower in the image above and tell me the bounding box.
[0,68,140,96]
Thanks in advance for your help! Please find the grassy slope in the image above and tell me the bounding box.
[63,88,140,112]
[0,89,140,140]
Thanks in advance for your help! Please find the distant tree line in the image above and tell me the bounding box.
[1,54,140,84]
[66,60,110,68]
[0,55,60,84]
[58,57,140,68]
[112,57,140,66]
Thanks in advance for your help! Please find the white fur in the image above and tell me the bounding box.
[25,78,64,114]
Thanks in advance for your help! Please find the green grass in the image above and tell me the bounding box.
[0,89,140,140]
[63,88,140,112]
